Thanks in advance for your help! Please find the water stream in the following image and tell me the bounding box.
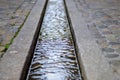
[26,0,82,80]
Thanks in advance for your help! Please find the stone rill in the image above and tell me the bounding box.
[26,0,82,80]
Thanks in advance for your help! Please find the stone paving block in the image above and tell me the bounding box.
[0,0,47,80]
[0,0,37,56]
[66,0,120,79]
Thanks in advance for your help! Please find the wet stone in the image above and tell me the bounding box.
[65,55,76,60]
[26,0,81,80]
[31,62,42,68]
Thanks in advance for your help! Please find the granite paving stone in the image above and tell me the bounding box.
[77,0,120,76]
[105,54,119,58]
[0,0,37,56]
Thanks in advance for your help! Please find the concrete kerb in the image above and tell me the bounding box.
[65,0,120,80]
[0,0,47,80]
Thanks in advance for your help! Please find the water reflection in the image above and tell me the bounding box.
[27,0,81,80]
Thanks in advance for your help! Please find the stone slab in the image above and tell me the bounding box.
[0,0,47,80]
[65,0,120,80]
[0,0,37,52]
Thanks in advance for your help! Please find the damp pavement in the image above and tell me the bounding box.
[0,0,37,57]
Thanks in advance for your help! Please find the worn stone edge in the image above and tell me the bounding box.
[0,0,47,80]
[65,0,120,80]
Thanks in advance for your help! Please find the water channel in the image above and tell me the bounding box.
[26,0,82,80]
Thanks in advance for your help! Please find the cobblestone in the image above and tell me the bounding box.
[116,49,120,54]
[96,39,109,48]
[109,42,120,45]
[111,61,120,67]
[0,0,37,56]
[105,54,119,58]
[105,34,117,42]
[102,48,115,52]
[77,0,120,75]
[97,24,108,29]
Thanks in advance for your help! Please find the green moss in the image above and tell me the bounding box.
[3,12,30,52]
[5,44,9,49]
[2,44,10,52]
[11,16,15,19]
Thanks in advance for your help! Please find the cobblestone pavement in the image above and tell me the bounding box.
[0,0,37,56]
[74,0,120,76]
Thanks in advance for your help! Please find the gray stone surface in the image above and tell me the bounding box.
[0,0,47,80]
[75,0,120,77]
[0,0,120,79]
[65,0,120,80]
[0,0,37,55]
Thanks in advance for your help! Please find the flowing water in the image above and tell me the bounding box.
[26,0,82,80]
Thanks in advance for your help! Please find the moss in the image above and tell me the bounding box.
[3,44,10,52]
[11,16,16,19]
[3,12,30,52]
[5,44,10,49]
